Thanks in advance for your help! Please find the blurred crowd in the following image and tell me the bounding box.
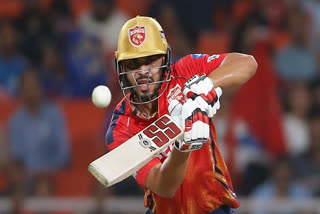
[0,0,319,213]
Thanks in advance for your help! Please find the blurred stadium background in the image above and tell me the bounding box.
[0,0,319,213]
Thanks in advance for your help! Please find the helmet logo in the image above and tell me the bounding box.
[128,25,146,47]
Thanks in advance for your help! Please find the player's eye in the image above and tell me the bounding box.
[122,60,140,70]
[122,55,163,71]
[146,55,162,65]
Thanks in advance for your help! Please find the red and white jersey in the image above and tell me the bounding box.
[106,54,239,214]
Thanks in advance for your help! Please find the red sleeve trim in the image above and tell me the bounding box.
[136,158,160,187]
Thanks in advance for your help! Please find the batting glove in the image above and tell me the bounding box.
[182,98,210,144]
[168,99,208,152]
[168,99,183,128]
[183,74,222,118]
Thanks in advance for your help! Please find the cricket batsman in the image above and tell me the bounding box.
[106,16,257,214]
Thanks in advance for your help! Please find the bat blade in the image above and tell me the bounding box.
[88,114,183,187]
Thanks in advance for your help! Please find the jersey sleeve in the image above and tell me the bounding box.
[105,99,132,151]
[173,53,228,78]
[105,115,130,151]
[134,157,160,187]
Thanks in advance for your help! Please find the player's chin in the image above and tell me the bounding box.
[139,90,158,100]
[138,86,156,95]
[139,91,154,99]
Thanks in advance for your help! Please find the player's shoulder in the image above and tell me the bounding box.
[106,97,136,149]
[172,54,208,64]
[106,102,129,149]
[172,53,225,74]
[173,54,223,64]
[113,96,131,117]
[172,54,220,68]
[172,54,198,65]
[171,54,201,72]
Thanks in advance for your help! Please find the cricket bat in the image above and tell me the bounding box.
[88,114,183,187]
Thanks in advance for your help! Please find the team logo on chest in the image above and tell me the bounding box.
[128,25,146,47]
[167,84,183,103]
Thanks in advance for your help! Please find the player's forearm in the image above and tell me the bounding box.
[145,148,190,198]
[208,53,257,88]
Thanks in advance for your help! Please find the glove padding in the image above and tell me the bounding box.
[168,99,209,152]
[183,74,222,118]
[182,98,210,144]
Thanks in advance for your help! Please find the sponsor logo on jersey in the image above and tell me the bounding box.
[128,25,146,47]
[167,84,183,103]
[207,54,220,63]
[191,54,206,58]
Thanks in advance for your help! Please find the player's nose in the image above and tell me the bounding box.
[137,65,151,75]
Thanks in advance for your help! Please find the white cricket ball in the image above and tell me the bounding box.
[92,85,112,108]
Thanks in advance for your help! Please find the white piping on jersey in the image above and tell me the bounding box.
[127,117,131,137]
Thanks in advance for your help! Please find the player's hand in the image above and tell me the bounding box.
[182,98,210,144]
[168,99,207,152]
[183,74,222,118]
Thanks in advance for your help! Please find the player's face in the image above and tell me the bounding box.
[122,55,165,101]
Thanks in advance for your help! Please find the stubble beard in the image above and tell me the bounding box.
[122,71,165,103]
